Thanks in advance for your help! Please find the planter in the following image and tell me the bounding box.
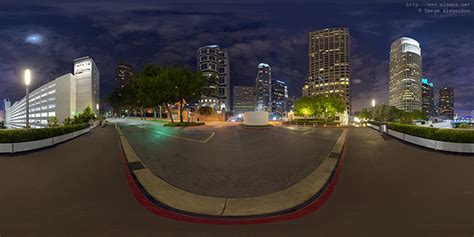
[387,129,404,140]
[435,141,474,153]
[13,138,53,153]
[1,125,96,154]
[53,133,74,144]
[386,129,474,154]
[404,134,436,149]
[0,143,13,153]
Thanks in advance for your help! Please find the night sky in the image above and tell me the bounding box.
[1,0,473,115]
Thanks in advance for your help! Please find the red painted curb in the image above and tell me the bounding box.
[118,129,348,225]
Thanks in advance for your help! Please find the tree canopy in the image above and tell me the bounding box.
[106,65,207,123]
[294,96,346,121]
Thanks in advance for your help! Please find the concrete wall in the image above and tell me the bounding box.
[243,111,268,126]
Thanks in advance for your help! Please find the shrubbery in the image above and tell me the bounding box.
[288,119,339,126]
[386,123,474,143]
[164,122,205,127]
[0,124,89,143]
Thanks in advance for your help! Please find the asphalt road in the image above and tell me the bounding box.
[118,122,342,197]
[0,125,472,236]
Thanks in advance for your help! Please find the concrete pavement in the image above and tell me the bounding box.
[0,126,472,236]
[118,122,343,198]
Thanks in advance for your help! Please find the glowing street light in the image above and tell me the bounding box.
[371,99,376,107]
[24,69,31,128]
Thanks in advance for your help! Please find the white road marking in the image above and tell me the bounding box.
[302,129,316,135]
[137,126,215,144]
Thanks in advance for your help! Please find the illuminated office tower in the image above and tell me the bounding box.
[233,86,255,115]
[439,86,454,119]
[303,28,350,113]
[197,45,230,111]
[74,56,100,115]
[255,63,272,112]
[421,78,435,116]
[270,79,288,117]
[389,37,422,112]
[115,62,134,90]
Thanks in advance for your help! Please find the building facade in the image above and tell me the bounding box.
[421,78,435,116]
[389,37,422,112]
[270,79,288,118]
[439,86,454,119]
[255,63,272,112]
[5,57,99,129]
[303,28,351,113]
[233,86,255,115]
[197,45,231,111]
[115,62,134,90]
[74,56,100,115]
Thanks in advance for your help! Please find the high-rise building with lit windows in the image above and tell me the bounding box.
[233,86,255,115]
[197,45,230,111]
[303,28,351,113]
[421,78,435,116]
[5,57,100,129]
[389,37,422,112]
[255,63,272,112]
[439,86,454,119]
[115,61,134,90]
[271,79,288,117]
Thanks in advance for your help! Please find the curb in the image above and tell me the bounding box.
[116,122,348,224]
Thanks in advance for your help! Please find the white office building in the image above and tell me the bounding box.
[5,56,100,129]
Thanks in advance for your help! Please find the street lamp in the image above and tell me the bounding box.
[24,69,31,128]
[371,99,376,108]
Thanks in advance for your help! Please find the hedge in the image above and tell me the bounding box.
[0,124,89,143]
[386,123,474,143]
[285,120,339,126]
[164,122,205,127]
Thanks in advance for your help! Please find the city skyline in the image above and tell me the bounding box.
[0,1,472,115]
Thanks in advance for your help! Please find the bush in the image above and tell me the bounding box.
[458,123,472,129]
[386,123,474,143]
[164,122,205,127]
[288,119,339,126]
[239,124,273,129]
[0,124,89,143]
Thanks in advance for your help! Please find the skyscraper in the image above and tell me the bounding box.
[303,28,350,113]
[389,37,422,112]
[115,62,134,90]
[197,45,230,111]
[255,63,272,112]
[74,56,100,115]
[271,79,288,117]
[439,86,454,119]
[421,78,435,116]
[233,86,255,115]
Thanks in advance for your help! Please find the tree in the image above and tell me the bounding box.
[319,96,345,122]
[294,97,316,120]
[176,69,206,123]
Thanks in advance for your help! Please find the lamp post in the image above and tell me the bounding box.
[24,69,31,128]
[371,99,376,121]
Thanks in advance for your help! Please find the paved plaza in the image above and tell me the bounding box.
[118,121,342,197]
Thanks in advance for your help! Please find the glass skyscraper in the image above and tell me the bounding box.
[255,63,272,112]
[389,37,422,112]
